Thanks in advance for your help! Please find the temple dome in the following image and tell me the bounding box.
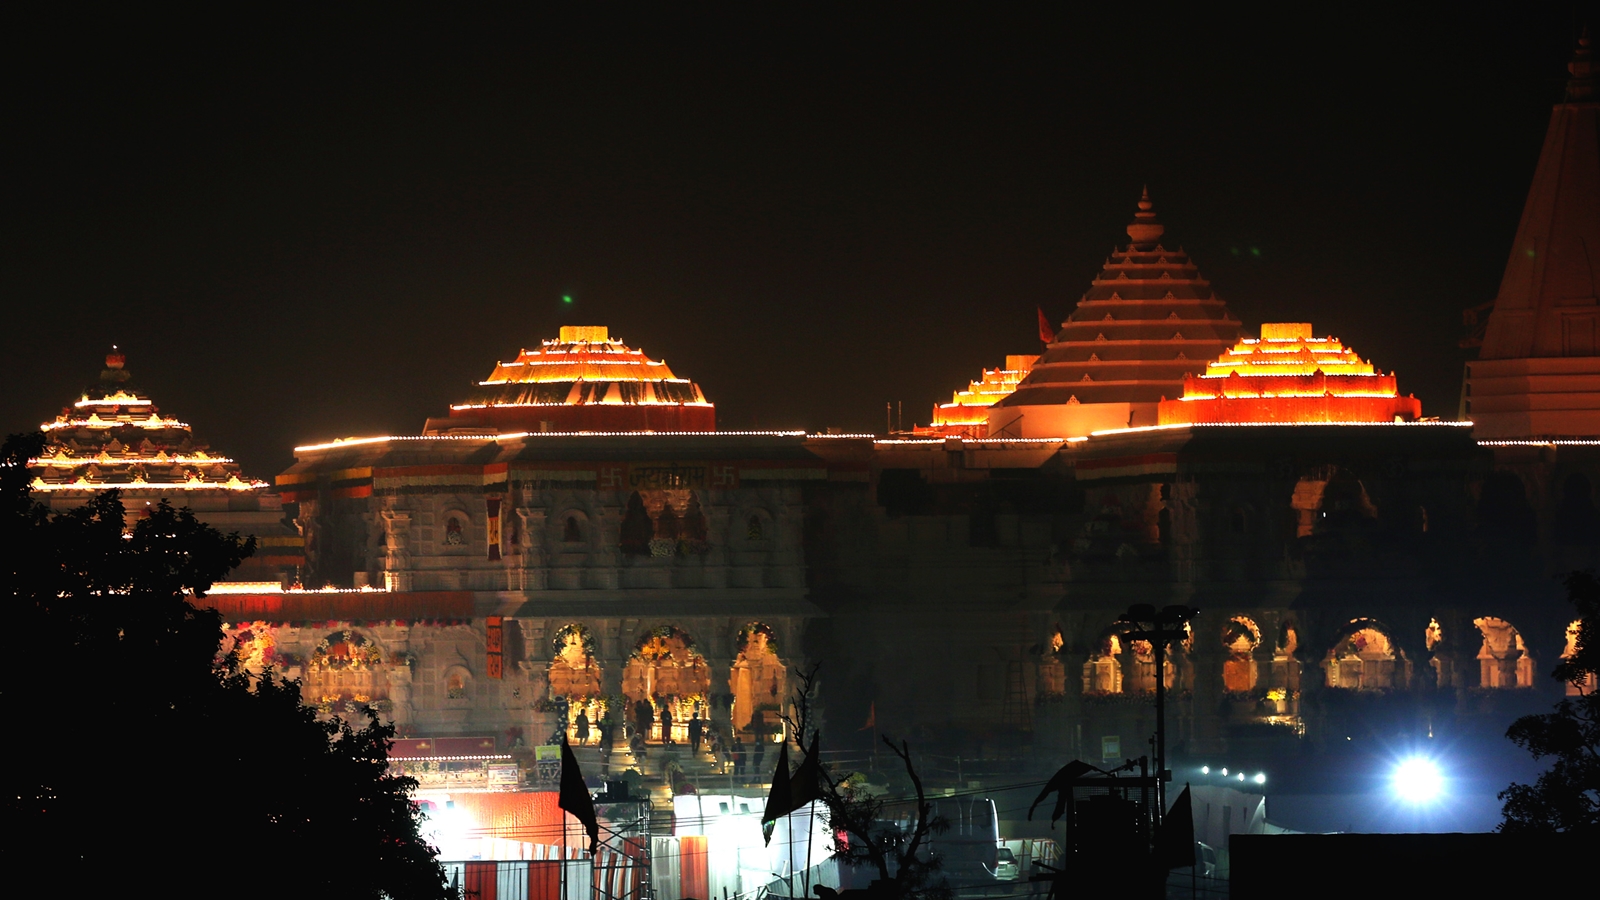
[30,348,265,494]
[914,355,1037,438]
[1158,323,1422,425]
[424,325,715,434]
[990,191,1243,437]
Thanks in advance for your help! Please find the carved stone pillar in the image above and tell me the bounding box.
[380,510,412,592]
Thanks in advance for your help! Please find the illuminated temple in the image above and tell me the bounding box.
[1158,322,1422,425]
[915,354,1037,437]
[424,325,714,435]
[991,189,1242,437]
[29,349,301,582]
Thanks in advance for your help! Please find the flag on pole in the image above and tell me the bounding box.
[1038,307,1057,344]
[1154,784,1196,870]
[760,739,791,845]
[559,737,599,854]
[788,734,823,811]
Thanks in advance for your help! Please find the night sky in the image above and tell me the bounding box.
[4,7,1595,478]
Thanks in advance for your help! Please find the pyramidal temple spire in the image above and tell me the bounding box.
[1465,30,1600,438]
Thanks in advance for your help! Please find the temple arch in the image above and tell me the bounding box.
[1223,617,1261,693]
[1563,620,1596,696]
[1037,625,1068,698]
[304,628,387,708]
[1082,628,1126,694]
[729,622,787,737]
[547,623,604,742]
[1324,620,1408,690]
[1473,617,1536,688]
[622,626,711,743]
[558,511,587,545]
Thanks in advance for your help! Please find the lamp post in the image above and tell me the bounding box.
[1116,603,1199,820]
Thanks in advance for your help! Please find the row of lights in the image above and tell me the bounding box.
[1199,765,1266,785]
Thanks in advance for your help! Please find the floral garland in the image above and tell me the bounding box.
[310,629,384,671]
[632,625,693,660]
[736,622,779,657]
[551,622,598,659]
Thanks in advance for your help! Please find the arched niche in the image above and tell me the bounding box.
[304,628,388,707]
[547,623,605,742]
[1082,628,1126,694]
[622,626,711,743]
[1324,621,1408,690]
[1223,617,1262,693]
[1563,619,1597,696]
[729,622,787,736]
[1473,617,1536,689]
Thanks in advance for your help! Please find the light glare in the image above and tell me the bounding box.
[1393,757,1444,803]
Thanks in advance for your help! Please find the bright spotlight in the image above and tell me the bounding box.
[1220,768,1228,776]
[1253,773,1266,785]
[1392,757,1444,803]
[1201,766,1210,775]
[1237,772,1245,782]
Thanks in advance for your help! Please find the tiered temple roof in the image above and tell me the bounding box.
[1466,32,1600,438]
[29,349,264,493]
[916,354,1038,438]
[992,190,1242,436]
[1158,323,1422,425]
[424,325,715,434]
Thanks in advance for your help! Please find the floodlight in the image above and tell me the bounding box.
[1253,773,1266,785]
[1236,772,1245,782]
[1392,757,1444,803]
[1220,768,1228,776]
[1201,766,1210,775]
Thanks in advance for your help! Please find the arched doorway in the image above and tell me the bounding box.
[1082,630,1125,694]
[1324,622,1407,690]
[622,626,711,743]
[548,623,605,743]
[1563,619,1596,696]
[1473,617,1535,688]
[304,628,387,712]
[1223,617,1261,693]
[729,623,786,738]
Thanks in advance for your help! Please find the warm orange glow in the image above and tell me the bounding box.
[1158,323,1422,425]
[479,325,685,386]
[916,354,1038,437]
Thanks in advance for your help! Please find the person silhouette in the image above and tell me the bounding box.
[688,713,703,754]
[575,709,590,745]
[660,704,675,745]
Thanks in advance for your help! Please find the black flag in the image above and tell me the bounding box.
[1155,784,1196,870]
[760,739,791,845]
[559,737,599,854]
[788,734,823,811]
[1028,760,1094,827]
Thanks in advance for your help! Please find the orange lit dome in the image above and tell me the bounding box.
[424,325,715,434]
[1157,323,1422,425]
[29,348,265,493]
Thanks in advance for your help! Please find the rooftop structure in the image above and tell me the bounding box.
[1465,32,1600,437]
[424,325,715,435]
[991,190,1242,438]
[916,354,1038,438]
[30,348,264,493]
[1158,323,1422,425]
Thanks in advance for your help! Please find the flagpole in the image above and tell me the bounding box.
[1189,782,1196,900]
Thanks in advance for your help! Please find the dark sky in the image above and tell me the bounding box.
[4,6,1595,478]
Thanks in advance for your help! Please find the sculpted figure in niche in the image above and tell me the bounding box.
[730,623,786,735]
[444,515,465,546]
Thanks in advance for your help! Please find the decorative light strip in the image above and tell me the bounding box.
[208,582,285,594]
[450,401,714,410]
[1477,439,1600,446]
[74,394,153,407]
[295,431,809,452]
[391,755,514,762]
[30,477,266,492]
[1091,421,1473,437]
[30,454,234,467]
[875,437,1077,445]
[41,416,188,431]
[1179,391,1400,400]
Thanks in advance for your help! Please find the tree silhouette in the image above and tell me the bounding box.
[1,432,452,897]
[1499,570,1600,832]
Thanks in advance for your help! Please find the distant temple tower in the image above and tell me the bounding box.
[1465,33,1600,437]
[424,325,715,434]
[1159,322,1422,424]
[989,190,1242,437]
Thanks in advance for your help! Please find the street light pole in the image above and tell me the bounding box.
[1118,603,1199,821]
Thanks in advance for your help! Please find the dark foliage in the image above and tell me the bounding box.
[1498,570,1600,832]
[1,432,452,897]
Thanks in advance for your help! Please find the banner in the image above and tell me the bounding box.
[486,496,503,560]
[486,616,504,679]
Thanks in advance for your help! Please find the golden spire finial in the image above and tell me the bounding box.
[1126,185,1165,247]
